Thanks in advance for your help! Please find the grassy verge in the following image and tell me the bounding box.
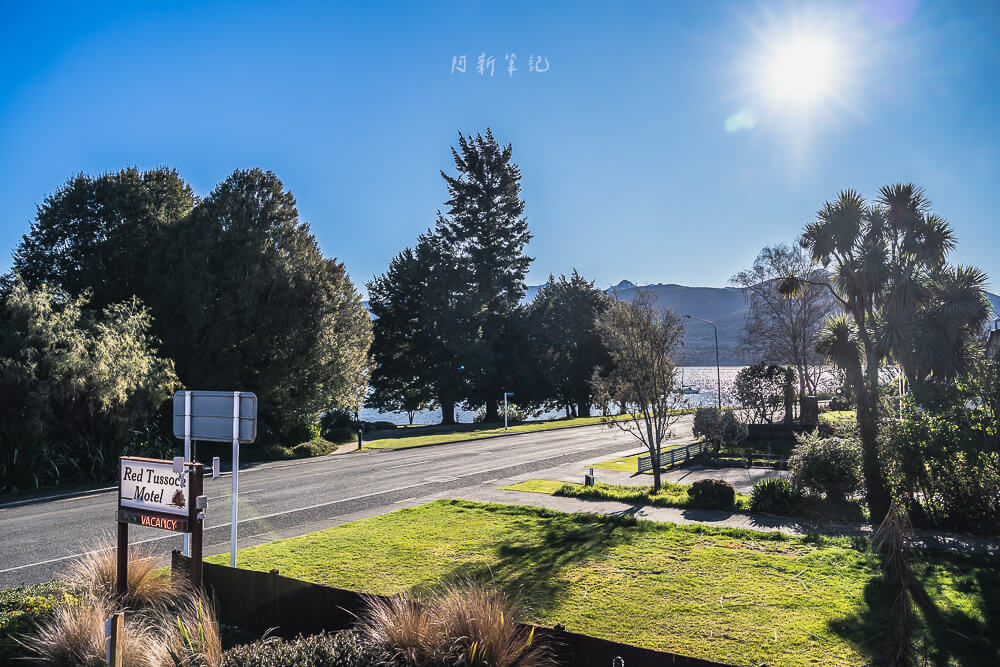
[504,479,752,512]
[207,500,999,666]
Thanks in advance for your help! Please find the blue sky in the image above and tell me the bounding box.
[1,1,997,294]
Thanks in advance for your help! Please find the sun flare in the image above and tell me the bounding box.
[761,34,842,108]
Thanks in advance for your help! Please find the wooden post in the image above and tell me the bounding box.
[116,458,128,599]
[105,611,124,667]
[190,463,204,591]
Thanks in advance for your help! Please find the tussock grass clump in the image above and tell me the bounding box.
[68,538,179,611]
[357,581,553,667]
[19,595,170,666]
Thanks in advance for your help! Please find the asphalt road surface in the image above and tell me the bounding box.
[0,421,671,588]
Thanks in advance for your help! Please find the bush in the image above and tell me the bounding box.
[693,408,748,453]
[0,583,75,663]
[321,410,357,443]
[687,479,736,510]
[372,421,397,431]
[68,538,179,611]
[828,395,853,411]
[788,433,862,502]
[292,438,338,458]
[356,581,553,666]
[817,410,857,438]
[734,364,793,424]
[222,630,381,667]
[750,477,802,515]
[474,403,528,424]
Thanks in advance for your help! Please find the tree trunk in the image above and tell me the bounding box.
[485,398,499,423]
[439,399,456,425]
[857,356,891,524]
[651,447,662,492]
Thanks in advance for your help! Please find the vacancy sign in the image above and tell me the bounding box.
[118,457,192,533]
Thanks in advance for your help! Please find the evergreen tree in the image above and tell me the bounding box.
[526,271,612,417]
[368,231,475,425]
[155,169,373,441]
[437,129,532,421]
[11,167,196,309]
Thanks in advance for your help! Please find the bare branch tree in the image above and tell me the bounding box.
[731,243,835,399]
[592,291,686,491]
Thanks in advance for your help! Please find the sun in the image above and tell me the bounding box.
[760,34,842,108]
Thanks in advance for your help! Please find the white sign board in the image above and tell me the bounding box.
[119,459,190,517]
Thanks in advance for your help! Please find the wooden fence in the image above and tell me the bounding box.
[172,551,734,667]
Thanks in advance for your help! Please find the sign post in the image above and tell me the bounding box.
[503,392,515,430]
[117,457,205,590]
[172,390,257,569]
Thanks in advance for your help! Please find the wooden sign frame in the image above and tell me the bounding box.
[116,457,204,593]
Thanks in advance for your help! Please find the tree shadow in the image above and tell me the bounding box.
[828,551,1000,665]
[426,512,637,616]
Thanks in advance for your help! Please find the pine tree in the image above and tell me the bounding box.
[438,130,532,421]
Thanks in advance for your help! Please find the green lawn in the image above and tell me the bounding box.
[363,409,711,450]
[207,500,999,666]
[504,479,751,511]
[591,452,647,473]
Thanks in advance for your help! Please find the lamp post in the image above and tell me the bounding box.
[683,314,721,409]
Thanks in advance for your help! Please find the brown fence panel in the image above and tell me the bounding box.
[172,553,735,667]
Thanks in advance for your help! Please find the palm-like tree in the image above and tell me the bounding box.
[783,184,990,522]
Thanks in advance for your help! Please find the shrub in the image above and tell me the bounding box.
[20,595,172,666]
[788,432,862,502]
[356,581,553,666]
[321,410,357,443]
[68,538,179,611]
[734,364,793,424]
[0,583,76,663]
[475,403,528,424]
[222,630,381,667]
[817,410,857,438]
[687,479,736,510]
[372,421,397,431]
[292,438,338,458]
[749,477,802,514]
[828,395,853,411]
[693,408,748,453]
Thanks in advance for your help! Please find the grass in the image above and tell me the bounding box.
[207,499,1000,666]
[504,479,752,512]
[363,409,716,450]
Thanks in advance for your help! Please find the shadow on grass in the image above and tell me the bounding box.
[429,511,638,616]
[828,551,1000,665]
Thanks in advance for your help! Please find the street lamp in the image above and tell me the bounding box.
[683,314,722,410]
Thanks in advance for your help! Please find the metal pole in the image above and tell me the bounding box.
[183,391,191,557]
[713,324,721,410]
[504,393,508,430]
[230,392,239,568]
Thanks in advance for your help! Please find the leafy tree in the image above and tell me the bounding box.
[0,281,177,491]
[788,432,863,502]
[11,167,195,309]
[783,184,991,522]
[154,169,373,441]
[437,129,532,421]
[367,231,476,425]
[733,363,793,425]
[526,271,612,417]
[731,243,834,398]
[592,291,686,492]
[692,407,748,454]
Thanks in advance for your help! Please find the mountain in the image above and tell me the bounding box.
[524,281,1000,366]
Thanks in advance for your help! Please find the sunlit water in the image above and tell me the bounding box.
[360,366,832,426]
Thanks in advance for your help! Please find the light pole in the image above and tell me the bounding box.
[683,314,721,410]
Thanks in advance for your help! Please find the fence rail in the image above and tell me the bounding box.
[637,441,707,473]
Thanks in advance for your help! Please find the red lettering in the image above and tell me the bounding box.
[137,514,178,530]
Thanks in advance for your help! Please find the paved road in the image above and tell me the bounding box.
[0,421,665,588]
